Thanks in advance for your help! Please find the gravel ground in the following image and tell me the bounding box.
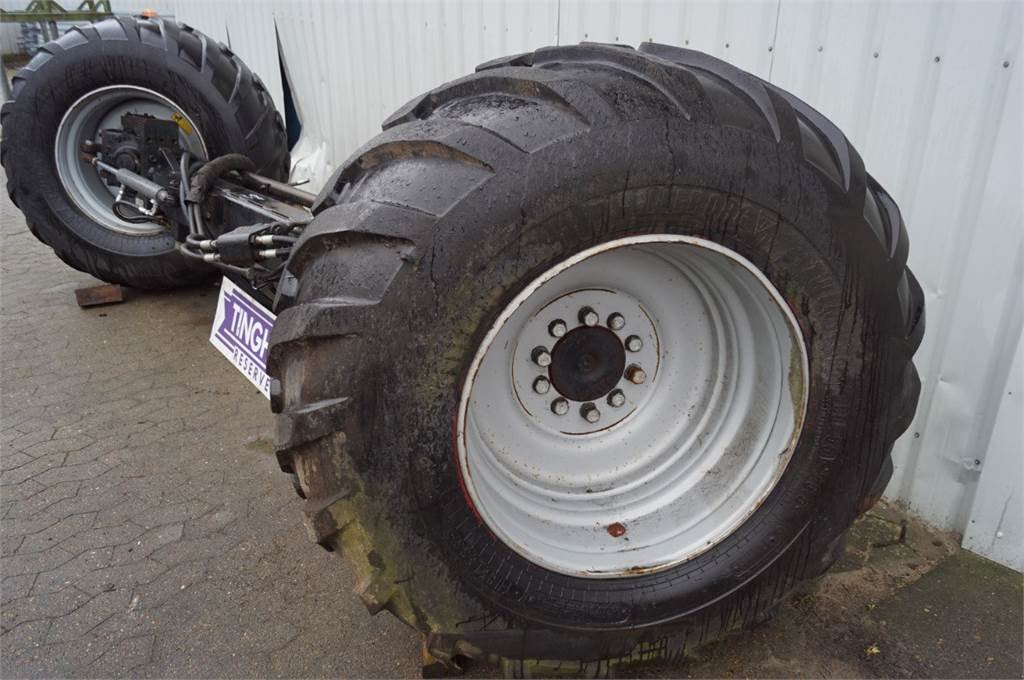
[2,185,1021,679]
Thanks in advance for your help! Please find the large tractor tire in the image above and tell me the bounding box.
[268,43,924,676]
[0,16,289,289]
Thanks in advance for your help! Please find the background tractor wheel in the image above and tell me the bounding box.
[268,43,924,676]
[0,16,289,289]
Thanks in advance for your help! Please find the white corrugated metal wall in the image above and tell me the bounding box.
[4,0,1021,569]
[0,23,19,56]
[0,0,27,54]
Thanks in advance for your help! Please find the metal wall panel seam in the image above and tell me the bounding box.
[962,328,1023,571]
[893,0,1022,518]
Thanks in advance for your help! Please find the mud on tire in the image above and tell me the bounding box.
[268,43,924,675]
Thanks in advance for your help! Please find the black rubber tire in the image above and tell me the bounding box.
[268,43,924,675]
[0,16,289,290]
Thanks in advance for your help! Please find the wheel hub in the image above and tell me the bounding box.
[511,288,660,435]
[109,140,141,173]
[549,326,625,402]
[54,85,206,235]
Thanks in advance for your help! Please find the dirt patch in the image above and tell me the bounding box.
[244,436,275,455]
[871,547,1023,679]
[630,502,967,678]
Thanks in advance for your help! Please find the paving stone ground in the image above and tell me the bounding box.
[2,185,1021,680]
[0,190,420,678]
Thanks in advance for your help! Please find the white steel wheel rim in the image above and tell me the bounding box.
[456,235,809,578]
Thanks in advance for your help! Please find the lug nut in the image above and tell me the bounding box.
[531,347,552,367]
[607,389,625,407]
[625,335,643,352]
[580,402,601,423]
[626,365,647,384]
[579,306,599,327]
[549,319,567,338]
[551,398,569,416]
[533,376,551,394]
[607,313,626,330]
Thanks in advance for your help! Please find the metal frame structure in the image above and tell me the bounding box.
[0,0,111,24]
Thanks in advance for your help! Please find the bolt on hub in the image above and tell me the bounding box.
[551,398,569,416]
[580,403,601,423]
[579,306,599,327]
[508,287,661,435]
[549,319,567,338]
[626,365,647,384]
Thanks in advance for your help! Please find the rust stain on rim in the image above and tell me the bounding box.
[606,522,627,537]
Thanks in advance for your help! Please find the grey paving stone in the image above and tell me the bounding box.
[132,500,209,530]
[45,590,133,644]
[32,548,114,596]
[89,634,155,676]
[4,480,82,519]
[0,619,52,667]
[0,453,66,487]
[1,573,37,604]
[0,478,46,505]
[1,586,91,630]
[0,546,76,580]
[74,558,168,597]
[111,523,183,564]
[0,188,422,678]
[9,635,108,677]
[56,522,146,556]
[131,560,207,610]
[17,513,97,554]
[1,451,34,471]
[33,461,112,487]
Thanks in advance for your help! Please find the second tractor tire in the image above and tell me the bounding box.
[0,16,290,289]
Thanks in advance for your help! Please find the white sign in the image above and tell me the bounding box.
[209,277,276,398]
